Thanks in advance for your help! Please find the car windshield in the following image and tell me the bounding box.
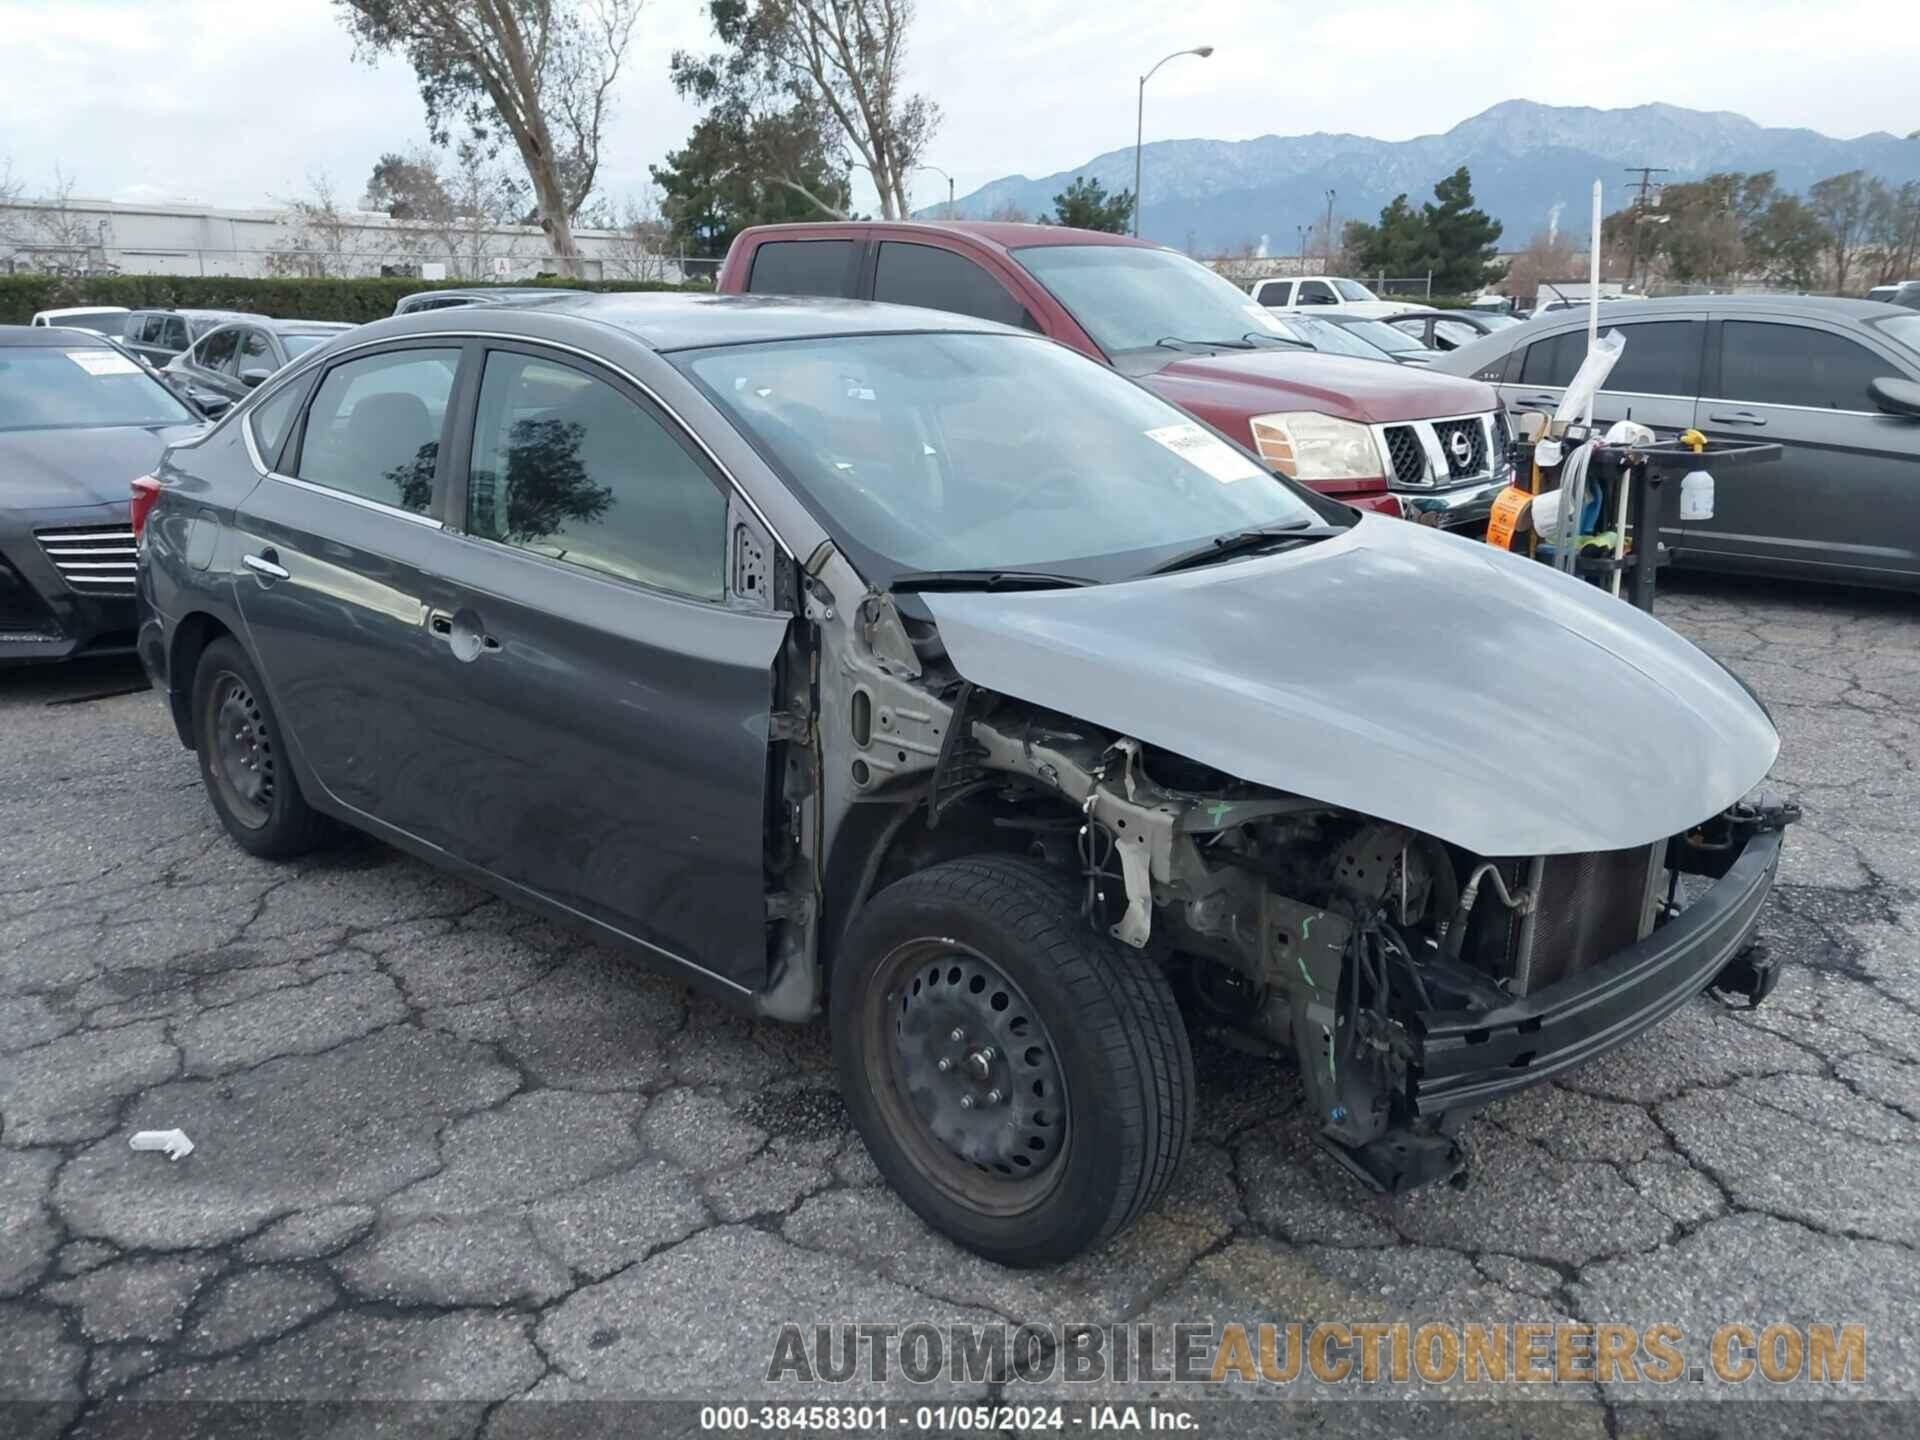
[0,345,195,433]
[1013,243,1293,356]
[682,331,1329,584]
[1284,316,1391,360]
[1872,313,1920,354]
[1333,318,1425,354]
[1333,279,1378,302]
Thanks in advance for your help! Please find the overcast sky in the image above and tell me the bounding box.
[4,0,1916,216]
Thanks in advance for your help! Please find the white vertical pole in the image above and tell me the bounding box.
[1585,179,1602,426]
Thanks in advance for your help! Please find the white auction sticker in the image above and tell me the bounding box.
[66,349,142,377]
[1145,423,1264,483]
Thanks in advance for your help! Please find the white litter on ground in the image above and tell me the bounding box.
[129,1129,195,1161]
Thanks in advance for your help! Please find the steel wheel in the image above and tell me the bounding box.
[863,938,1070,1216]
[204,670,275,830]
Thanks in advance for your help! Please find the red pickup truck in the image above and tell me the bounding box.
[716,221,1510,526]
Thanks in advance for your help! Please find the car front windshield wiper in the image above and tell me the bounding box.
[1244,331,1309,348]
[889,568,1095,594]
[1144,521,1345,577]
[1156,336,1256,352]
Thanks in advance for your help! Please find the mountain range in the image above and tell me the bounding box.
[924,101,1920,256]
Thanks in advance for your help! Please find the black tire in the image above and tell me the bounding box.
[832,855,1193,1266]
[191,636,330,859]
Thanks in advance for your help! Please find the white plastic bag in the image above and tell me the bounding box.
[1553,330,1626,427]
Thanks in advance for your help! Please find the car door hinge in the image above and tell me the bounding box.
[768,709,812,744]
[765,892,814,923]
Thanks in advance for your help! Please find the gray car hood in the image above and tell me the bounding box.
[922,516,1778,857]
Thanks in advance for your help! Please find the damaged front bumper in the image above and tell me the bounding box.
[1413,824,1783,1114]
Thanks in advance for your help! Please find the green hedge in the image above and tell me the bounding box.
[0,274,703,326]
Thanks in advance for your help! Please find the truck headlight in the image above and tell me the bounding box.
[1249,412,1384,482]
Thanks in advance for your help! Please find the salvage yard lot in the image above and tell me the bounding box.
[4,573,1920,1431]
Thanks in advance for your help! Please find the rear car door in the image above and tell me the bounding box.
[741,237,861,297]
[413,343,791,988]
[184,325,244,401]
[229,341,465,830]
[1692,315,1920,581]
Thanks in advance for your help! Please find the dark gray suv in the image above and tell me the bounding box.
[1438,296,1920,587]
[134,294,1792,1264]
[164,318,353,414]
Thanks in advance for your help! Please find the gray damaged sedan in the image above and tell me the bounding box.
[135,294,1796,1265]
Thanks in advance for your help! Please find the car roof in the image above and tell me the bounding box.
[0,324,132,349]
[404,287,567,302]
[129,307,269,323]
[34,305,131,316]
[739,219,1161,256]
[1525,294,1914,322]
[383,290,1030,352]
[263,318,354,334]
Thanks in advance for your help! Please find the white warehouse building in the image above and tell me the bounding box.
[0,194,687,284]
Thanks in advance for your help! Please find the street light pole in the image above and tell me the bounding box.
[1134,45,1213,238]
[906,166,952,219]
[1323,189,1336,271]
[916,164,954,219]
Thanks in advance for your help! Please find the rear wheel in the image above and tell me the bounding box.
[192,637,329,859]
[832,855,1193,1266]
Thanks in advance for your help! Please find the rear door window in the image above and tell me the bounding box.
[294,348,460,515]
[1601,320,1703,396]
[873,242,1029,327]
[160,316,189,350]
[746,239,856,298]
[1719,321,1889,410]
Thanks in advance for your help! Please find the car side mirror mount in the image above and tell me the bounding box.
[197,392,234,419]
[240,368,272,388]
[1869,376,1920,418]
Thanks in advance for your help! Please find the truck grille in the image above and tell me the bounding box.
[1382,426,1425,484]
[1432,418,1487,479]
[36,526,138,595]
[1371,414,1500,490]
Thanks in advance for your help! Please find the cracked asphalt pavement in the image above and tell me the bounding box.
[4,574,1920,1435]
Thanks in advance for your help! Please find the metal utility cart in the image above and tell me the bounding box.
[1498,432,1781,613]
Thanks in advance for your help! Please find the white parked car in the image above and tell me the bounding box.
[1249,275,1423,318]
[29,305,131,337]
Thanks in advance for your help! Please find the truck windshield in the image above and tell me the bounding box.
[681,331,1331,585]
[1014,244,1293,357]
[0,346,195,433]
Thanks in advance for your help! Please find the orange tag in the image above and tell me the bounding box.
[1485,485,1532,551]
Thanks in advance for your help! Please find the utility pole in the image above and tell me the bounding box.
[1296,224,1306,271]
[1323,189,1336,271]
[1622,165,1669,291]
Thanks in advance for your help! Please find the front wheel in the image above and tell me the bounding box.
[832,855,1193,1266]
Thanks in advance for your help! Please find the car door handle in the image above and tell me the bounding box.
[1707,411,1767,427]
[428,608,500,659]
[242,550,289,581]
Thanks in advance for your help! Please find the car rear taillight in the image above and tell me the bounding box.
[130,474,162,540]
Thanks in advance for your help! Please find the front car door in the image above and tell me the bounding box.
[234,327,281,395]
[414,341,791,989]
[185,325,244,400]
[866,239,1036,329]
[1691,313,1920,582]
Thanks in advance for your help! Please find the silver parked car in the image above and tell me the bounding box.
[1436,296,1920,587]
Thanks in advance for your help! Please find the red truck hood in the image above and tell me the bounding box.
[1139,350,1494,425]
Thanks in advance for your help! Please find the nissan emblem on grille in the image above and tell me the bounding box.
[1448,429,1473,464]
